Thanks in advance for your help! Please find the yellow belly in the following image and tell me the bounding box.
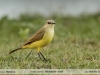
[29,37,52,48]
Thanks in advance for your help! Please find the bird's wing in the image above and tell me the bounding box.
[23,27,45,46]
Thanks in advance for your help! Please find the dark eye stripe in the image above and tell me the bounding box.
[48,22,55,24]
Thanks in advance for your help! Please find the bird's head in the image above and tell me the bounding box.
[46,20,55,26]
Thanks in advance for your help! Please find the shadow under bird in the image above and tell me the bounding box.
[9,20,55,61]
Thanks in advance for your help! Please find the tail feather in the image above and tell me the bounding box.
[9,47,21,54]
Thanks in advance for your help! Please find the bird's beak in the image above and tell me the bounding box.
[52,23,55,24]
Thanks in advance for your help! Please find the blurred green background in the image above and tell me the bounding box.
[0,13,100,69]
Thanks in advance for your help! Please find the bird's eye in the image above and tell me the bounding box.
[48,22,51,24]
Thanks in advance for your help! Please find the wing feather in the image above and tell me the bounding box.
[23,27,45,46]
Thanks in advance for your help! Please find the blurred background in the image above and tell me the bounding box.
[0,0,100,18]
[1,0,100,69]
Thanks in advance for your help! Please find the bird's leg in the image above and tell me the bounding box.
[26,50,33,59]
[38,52,41,59]
[38,47,46,61]
[39,52,46,61]
[37,47,42,60]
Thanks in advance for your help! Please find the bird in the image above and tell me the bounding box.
[9,20,55,61]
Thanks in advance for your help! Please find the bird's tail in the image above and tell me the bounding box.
[9,47,22,54]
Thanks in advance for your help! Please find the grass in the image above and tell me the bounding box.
[0,14,100,70]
